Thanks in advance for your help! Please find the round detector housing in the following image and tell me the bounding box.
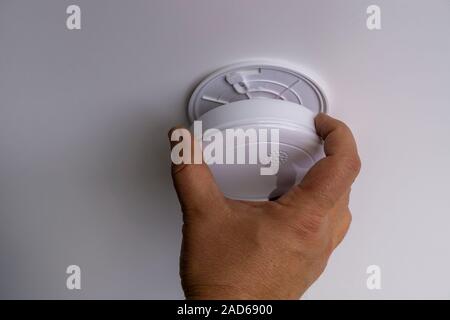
[188,61,328,201]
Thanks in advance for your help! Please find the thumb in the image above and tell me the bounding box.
[168,127,224,214]
[278,114,361,210]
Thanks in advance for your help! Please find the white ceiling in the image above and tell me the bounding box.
[0,0,449,298]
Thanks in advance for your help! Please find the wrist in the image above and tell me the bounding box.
[184,284,257,300]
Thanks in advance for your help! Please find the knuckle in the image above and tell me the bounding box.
[295,185,336,211]
[324,238,335,256]
[288,213,326,240]
[171,162,190,177]
[334,120,351,133]
[304,189,336,211]
[302,215,325,235]
[341,155,362,176]
[346,210,353,226]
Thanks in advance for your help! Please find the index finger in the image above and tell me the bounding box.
[278,113,361,210]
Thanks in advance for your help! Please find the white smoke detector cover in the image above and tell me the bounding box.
[188,61,328,201]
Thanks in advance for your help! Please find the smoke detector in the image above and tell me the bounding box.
[188,61,328,201]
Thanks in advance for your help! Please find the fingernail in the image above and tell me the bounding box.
[168,125,185,148]
[168,127,176,140]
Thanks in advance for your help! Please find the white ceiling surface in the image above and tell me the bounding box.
[0,0,449,299]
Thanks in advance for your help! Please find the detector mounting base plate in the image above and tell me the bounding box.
[188,60,328,122]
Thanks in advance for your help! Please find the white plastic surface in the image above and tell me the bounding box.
[198,99,324,200]
[188,60,328,121]
[189,61,328,200]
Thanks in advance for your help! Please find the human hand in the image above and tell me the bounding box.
[169,113,361,300]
